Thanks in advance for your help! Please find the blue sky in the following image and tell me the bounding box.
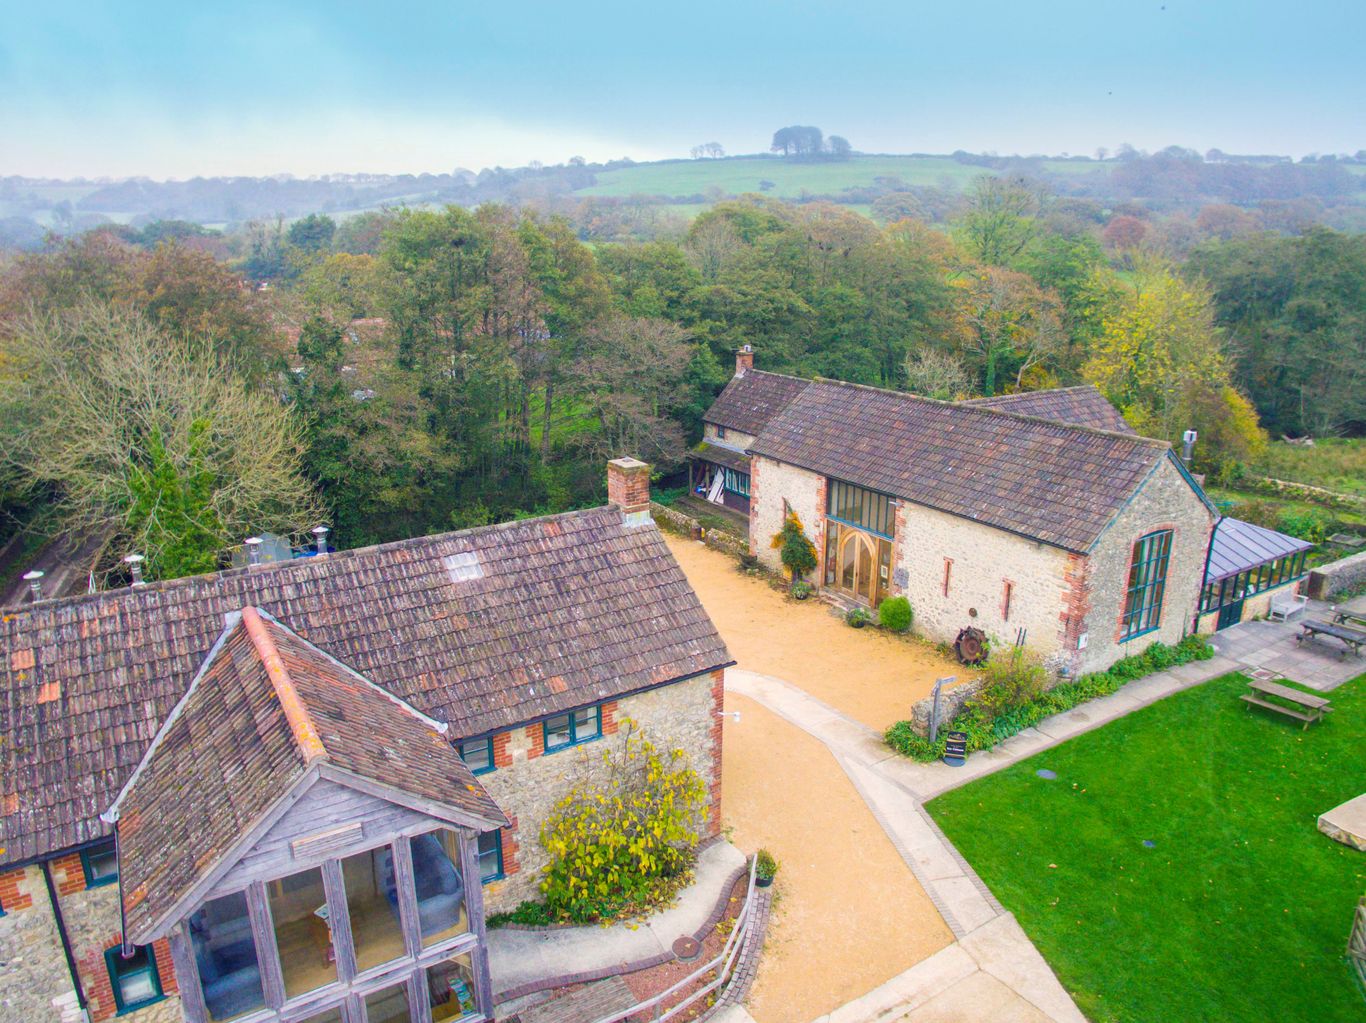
[1,1,1362,178]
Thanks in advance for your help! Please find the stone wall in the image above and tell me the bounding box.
[1079,457,1215,674]
[0,865,78,1023]
[48,855,181,1023]
[475,671,723,913]
[650,503,748,558]
[703,424,755,450]
[749,456,824,573]
[908,676,986,737]
[892,500,1072,663]
[1306,549,1366,601]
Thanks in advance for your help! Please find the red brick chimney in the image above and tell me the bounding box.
[607,457,652,527]
[735,344,754,377]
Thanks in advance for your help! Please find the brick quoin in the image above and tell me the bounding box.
[153,938,179,994]
[1059,553,1092,658]
[81,932,126,1022]
[601,700,619,735]
[491,731,513,769]
[500,815,521,877]
[0,866,34,910]
[812,477,828,586]
[706,669,725,838]
[526,723,545,761]
[1112,523,1179,644]
[53,851,86,896]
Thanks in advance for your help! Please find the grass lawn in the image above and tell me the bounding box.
[928,672,1366,1023]
[1249,438,1366,498]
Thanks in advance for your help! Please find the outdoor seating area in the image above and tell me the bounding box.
[1239,676,1334,728]
[1296,618,1366,659]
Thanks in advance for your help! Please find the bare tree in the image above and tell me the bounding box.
[903,349,973,400]
[0,302,322,578]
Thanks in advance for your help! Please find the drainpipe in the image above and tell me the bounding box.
[41,858,89,1017]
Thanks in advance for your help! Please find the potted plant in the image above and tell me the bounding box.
[755,849,778,888]
[846,607,872,629]
[791,580,814,601]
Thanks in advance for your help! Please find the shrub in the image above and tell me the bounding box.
[737,551,759,572]
[846,607,873,628]
[885,636,1215,762]
[970,647,1049,718]
[770,511,818,581]
[791,580,814,600]
[486,900,555,929]
[1276,508,1333,544]
[755,849,779,880]
[878,595,913,632]
[539,723,707,923]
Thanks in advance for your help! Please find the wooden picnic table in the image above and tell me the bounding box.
[1296,618,1366,658]
[1240,677,1334,729]
[1330,607,1366,629]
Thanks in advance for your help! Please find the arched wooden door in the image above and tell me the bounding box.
[838,527,878,604]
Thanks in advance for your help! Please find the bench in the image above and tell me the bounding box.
[1295,618,1366,658]
[1330,607,1366,629]
[1268,592,1308,622]
[1241,678,1333,730]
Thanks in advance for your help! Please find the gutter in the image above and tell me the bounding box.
[41,858,89,1015]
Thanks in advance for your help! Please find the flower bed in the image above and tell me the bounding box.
[885,635,1214,762]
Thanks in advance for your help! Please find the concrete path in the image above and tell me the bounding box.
[486,839,746,994]
[728,669,1086,1023]
[1204,595,1366,692]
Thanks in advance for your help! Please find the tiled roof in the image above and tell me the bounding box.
[114,609,506,941]
[1205,517,1313,583]
[703,370,811,436]
[750,379,1173,552]
[687,442,750,474]
[1,507,730,866]
[962,386,1135,434]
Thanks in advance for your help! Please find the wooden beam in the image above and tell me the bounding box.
[168,923,208,1023]
[409,969,434,1023]
[247,881,287,1010]
[392,836,424,959]
[322,858,357,983]
[457,831,494,1016]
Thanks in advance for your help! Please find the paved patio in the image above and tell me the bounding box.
[1205,594,1366,691]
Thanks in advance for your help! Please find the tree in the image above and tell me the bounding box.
[957,176,1041,266]
[286,213,337,253]
[1081,258,1266,467]
[0,303,321,580]
[903,348,973,399]
[827,135,852,159]
[703,142,725,159]
[770,125,823,158]
[954,267,1065,395]
[1102,215,1148,251]
[770,511,817,582]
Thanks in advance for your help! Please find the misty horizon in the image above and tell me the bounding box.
[3,1,1362,180]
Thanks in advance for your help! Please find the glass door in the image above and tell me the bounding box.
[837,526,878,606]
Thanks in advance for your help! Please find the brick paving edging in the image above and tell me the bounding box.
[493,857,752,1004]
[695,881,774,1021]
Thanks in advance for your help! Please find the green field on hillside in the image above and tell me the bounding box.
[580,155,1013,199]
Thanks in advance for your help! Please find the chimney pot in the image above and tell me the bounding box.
[124,554,146,586]
[245,537,263,566]
[735,344,754,377]
[312,525,330,556]
[607,457,652,528]
[22,569,44,603]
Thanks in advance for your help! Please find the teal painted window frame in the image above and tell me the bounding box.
[104,944,164,1015]
[458,738,496,776]
[1121,530,1172,640]
[477,830,505,884]
[543,705,603,754]
[826,479,895,539]
[1199,551,1309,614]
[723,468,750,498]
[81,839,119,888]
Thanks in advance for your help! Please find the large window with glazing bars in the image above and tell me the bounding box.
[723,468,750,497]
[826,480,895,538]
[1121,530,1172,639]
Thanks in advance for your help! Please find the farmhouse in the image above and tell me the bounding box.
[696,349,1219,674]
[0,459,730,1023]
